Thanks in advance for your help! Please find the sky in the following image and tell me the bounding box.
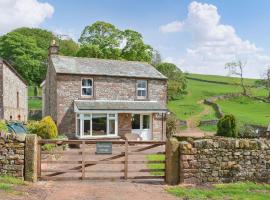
[1,0,270,78]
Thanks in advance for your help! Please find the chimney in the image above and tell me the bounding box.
[48,39,59,55]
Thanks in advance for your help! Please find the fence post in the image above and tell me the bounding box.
[81,141,86,180]
[124,140,128,179]
[165,137,180,185]
[25,134,38,182]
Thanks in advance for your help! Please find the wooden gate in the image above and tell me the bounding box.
[37,140,166,181]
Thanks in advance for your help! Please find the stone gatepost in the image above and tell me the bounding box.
[165,137,180,185]
[24,134,38,182]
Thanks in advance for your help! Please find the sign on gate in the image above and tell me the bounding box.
[96,142,112,154]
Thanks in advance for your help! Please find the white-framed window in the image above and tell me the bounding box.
[136,80,147,99]
[76,113,118,138]
[81,78,93,97]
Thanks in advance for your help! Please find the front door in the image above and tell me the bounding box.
[131,114,152,140]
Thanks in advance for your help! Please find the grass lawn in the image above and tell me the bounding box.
[146,154,165,176]
[29,99,42,110]
[0,175,25,193]
[28,86,42,97]
[217,96,270,126]
[167,182,270,200]
[199,124,217,133]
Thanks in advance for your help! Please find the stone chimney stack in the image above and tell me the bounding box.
[48,39,59,55]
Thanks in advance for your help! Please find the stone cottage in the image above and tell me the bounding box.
[0,59,28,121]
[42,42,168,140]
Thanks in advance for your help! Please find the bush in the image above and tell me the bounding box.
[0,120,8,133]
[238,123,258,138]
[27,116,58,139]
[217,114,238,137]
[166,115,177,138]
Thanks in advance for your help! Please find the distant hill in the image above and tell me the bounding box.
[168,73,270,128]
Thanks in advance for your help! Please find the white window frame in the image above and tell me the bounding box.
[76,113,118,138]
[81,78,93,97]
[136,80,147,99]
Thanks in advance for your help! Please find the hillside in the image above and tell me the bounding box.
[168,73,270,129]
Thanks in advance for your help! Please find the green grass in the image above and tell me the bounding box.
[28,86,41,97]
[146,154,165,176]
[29,99,42,110]
[167,182,270,200]
[217,96,270,126]
[168,73,269,126]
[0,176,25,192]
[199,124,217,133]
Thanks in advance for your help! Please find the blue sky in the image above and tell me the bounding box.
[1,0,270,78]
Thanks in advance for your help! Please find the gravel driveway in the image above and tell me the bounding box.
[0,180,179,200]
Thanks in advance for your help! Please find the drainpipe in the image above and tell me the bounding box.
[161,113,164,141]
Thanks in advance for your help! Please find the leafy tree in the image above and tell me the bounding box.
[0,27,79,84]
[76,44,103,58]
[79,21,122,59]
[225,60,248,95]
[59,39,79,56]
[0,31,46,84]
[79,21,153,62]
[121,30,153,62]
[155,62,187,100]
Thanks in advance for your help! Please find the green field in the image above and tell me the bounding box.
[167,182,270,200]
[168,73,269,127]
[28,86,42,110]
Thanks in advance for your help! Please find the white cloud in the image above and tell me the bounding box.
[0,0,54,35]
[160,1,270,78]
[160,21,183,33]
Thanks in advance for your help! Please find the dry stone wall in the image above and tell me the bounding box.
[0,133,25,177]
[178,137,270,184]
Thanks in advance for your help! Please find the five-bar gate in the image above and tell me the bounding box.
[37,140,166,181]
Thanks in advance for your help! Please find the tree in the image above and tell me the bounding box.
[79,21,122,59]
[59,39,79,56]
[217,114,238,137]
[79,21,154,62]
[0,27,79,84]
[225,60,248,95]
[121,30,153,62]
[155,62,187,100]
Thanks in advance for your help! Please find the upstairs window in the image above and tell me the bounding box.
[136,80,147,99]
[81,78,93,97]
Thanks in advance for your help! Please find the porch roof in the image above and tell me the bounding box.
[74,100,167,113]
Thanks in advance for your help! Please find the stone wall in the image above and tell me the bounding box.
[0,133,38,181]
[0,133,25,178]
[178,137,270,184]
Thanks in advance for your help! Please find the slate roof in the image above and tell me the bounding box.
[74,100,167,112]
[50,55,167,80]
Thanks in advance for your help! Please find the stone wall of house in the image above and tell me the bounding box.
[0,133,25,178]
[0,61,4,119]
[1,62,28,121]
[178,137,270,184]
[55,73,167,137]
[152,113,166,140]
[118,113,132,138]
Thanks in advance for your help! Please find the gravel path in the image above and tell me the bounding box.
[0,180,179,200]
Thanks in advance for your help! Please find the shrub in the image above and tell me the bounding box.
[27,116,58,139]
[0,120,8,133]
[217,114,238,137]
[166,115,177,138]
[238,123,258,138]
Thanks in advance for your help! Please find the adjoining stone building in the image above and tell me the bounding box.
[0,59,28,121]
[42,42,168,140]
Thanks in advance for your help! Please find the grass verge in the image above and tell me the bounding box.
[0,175,25,193]
[146,154,165,176]
[199,124,217,133]
[167,182,270,200]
